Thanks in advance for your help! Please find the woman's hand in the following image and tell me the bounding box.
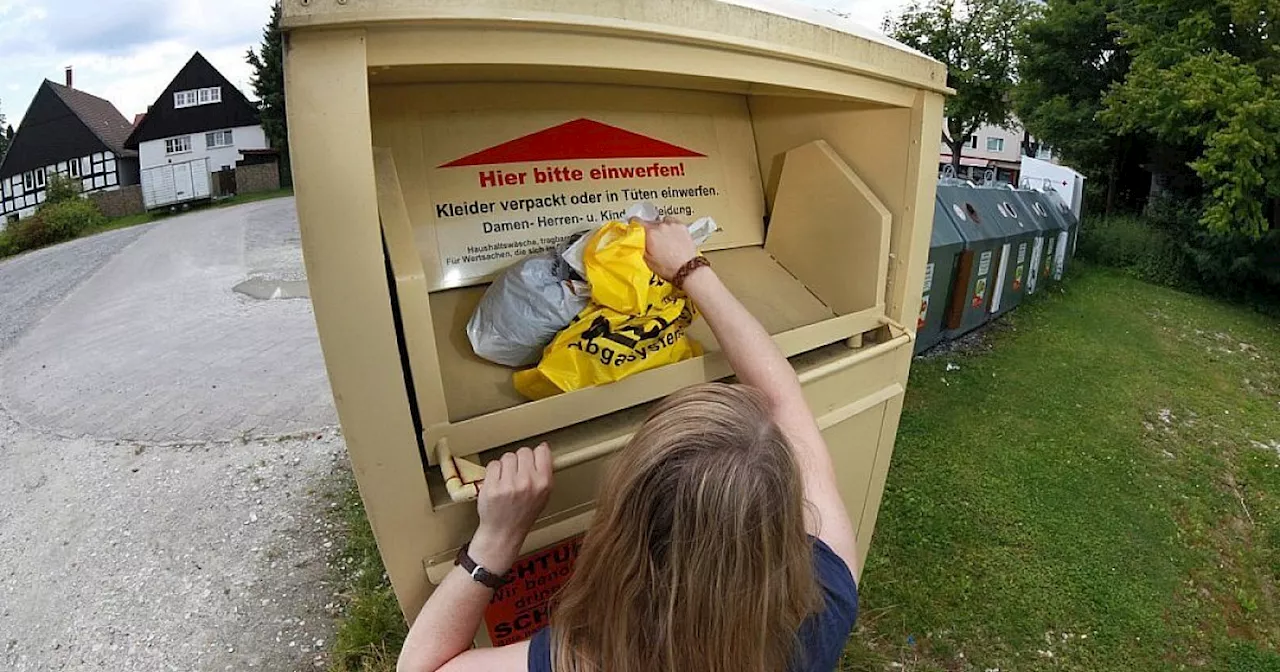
[469,443,554,574]
[642,217,698,281]
[397,444,553,672]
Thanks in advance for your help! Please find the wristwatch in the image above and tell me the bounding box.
[455,542,511,589]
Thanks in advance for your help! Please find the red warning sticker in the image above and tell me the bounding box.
[483,535,584,646]
[440,118,706,168]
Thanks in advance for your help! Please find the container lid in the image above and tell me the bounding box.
[964,186,1035,239]
[1030,189,1072,232]
[991,187,1056,235]
[936,184,1011,244]
[1041,189,1079,226]
[929,195,967,248]
[282,0,949,94]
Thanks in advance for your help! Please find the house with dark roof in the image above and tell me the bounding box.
[0,71,139,223]
[124,52,267,209]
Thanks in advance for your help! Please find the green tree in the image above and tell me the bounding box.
[885,0,1034,172]
[0,100,9,163]
[43,173,81,205]
[1015,0,1141,212]
[246,1,290,186]
[1102,0,1280,237]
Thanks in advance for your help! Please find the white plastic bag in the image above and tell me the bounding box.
[561,201,718,277]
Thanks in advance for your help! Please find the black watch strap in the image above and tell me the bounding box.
[455,542,510,589]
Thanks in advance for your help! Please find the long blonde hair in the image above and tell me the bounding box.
[550,383,820,672]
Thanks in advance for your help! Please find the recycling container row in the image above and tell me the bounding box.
[915,181,1080,354]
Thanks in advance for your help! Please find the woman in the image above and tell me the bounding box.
[399,218,860,672]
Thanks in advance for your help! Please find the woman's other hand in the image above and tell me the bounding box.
[642,218,698,282]
[470,443,554,574]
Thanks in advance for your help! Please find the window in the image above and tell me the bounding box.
[175,87,221,109]
[165,136,193,154]
[986,137,1005,152]
[1036,145,1053,160]
[35,168,46,188]
[198,87,221,104]
[69,159,81,178]
[968,136,978,149]
[23,172,33,190]
[206,129,234,149]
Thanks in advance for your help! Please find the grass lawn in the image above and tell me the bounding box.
[325,264,1280,672]
[329,481,407,672]
[845,265,1280,671]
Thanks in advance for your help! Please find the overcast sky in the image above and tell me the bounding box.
[0,0,904,128]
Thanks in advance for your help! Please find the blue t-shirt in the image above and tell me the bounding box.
[526,537,859,672]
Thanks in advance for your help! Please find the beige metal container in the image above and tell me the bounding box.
[282,0,947,646]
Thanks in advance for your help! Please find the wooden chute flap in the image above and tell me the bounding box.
[765,140,891,318]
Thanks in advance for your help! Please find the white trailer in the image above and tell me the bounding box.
[1020,155,1086,269]
[1019,155,1085,219]
[141,157,211,209]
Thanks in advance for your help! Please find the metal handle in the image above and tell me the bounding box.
[437,433,635,503]
[437,437,486,502]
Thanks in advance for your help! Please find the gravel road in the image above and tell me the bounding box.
[0,199,347,671]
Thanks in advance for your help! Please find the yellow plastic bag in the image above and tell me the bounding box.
[513,222,702,399]
[582,221,657,314]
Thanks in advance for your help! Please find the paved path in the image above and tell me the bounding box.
[0,198,346,671]
[0,198,337,441]
[0,225,153,354]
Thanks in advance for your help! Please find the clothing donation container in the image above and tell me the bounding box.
[282,0,948,646]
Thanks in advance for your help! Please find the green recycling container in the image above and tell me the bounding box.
[1034,194,1065,288]
[1040,188,1078,280]
[936,183,1009,340]
[915,197,966,354]
[972,186,1039,317]
[1007,189,1060,297]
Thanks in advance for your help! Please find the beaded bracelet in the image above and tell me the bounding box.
[671,256,711,290]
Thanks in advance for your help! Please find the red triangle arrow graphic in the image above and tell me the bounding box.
[439,118,706,167]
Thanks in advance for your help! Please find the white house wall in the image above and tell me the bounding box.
[138,125,268,172]
[939,123,1025,163]
[0,150,125,223]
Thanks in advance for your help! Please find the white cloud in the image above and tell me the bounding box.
[0,0,272,126]
[803,0,908,31]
